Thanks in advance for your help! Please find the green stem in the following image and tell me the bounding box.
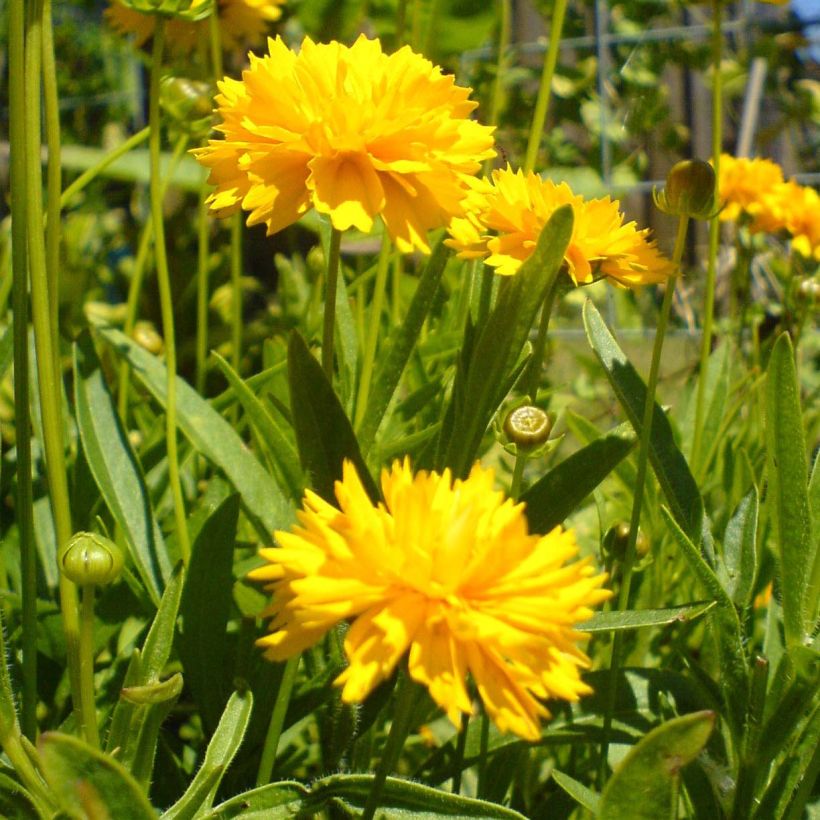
[488,0,511,129]
[24,0,86,740]
[451,719,468,794]
[692,0,723,463]
[41,0,61,366]
[60,127,150,209]
[523,0,568,173]
[322,228,343,380]
[599,215,689,780]
[510,455,526,499]
[354,233,392,429]
[525,276,559,400]
[362,673,422,820]
[208,9,224,81]
[395,0,409,46]
[475,265,494,327]
[78,586,100,747]
[230,212,243,380]
[195,186,210,396]
[477,711,490,798]
[149,19,191,566]
[255,656,300,787]
[9,0,37,743]
[391,252,402,326]
[117,135,189,423]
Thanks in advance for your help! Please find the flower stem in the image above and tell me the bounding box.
[322,228,343,380]
[9,0,37,742]
[117,135,189,423]
[524,276,560,401]
[362,672,422,820]
[41,0,61,368]
[230,212,243,381]
[475,264,494,327]
[60,127,150,210]
[451,719,468,794]
[195,186,211,397]
[599,215,689,780]
[692,0,723,464]
[256,656,300,787]
[79,586,100,747]
[354,233,392,429]
[23,0,86,740]
[149,18,191,566]
[523,0,568,174]
[477,711,490,798]
[488,0,511,128]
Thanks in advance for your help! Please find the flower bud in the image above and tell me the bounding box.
[653,159,718,220]
[603,522,649,560]
[60,532,124,587]
[119,0,214,21]
[796,278,820,307]
[160,77,214,141]
[503,405,552,450]
[132,320,164,355]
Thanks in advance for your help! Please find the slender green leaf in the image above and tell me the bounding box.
[311,773,528,818]
[521,425,636,533]
[74,331,169,604]
[0,324,13,382]
[200,781,309,819]
[809,453,820,627]
[93,323,294,536]
[210,353,303,502]
[163,690,254,820]
[333,259,359,414]
[579,601,715,633]
[38,732,155,820]
[287,331,377,502]
[766,333,812,645]
[583,301,705,545]
[687,341,731,478]
[661,507,747,735]
[551,769,600,813]
[442,206,573,477]
[179,494,238,730]
[721,487,759,610]
[358,238,450,450]
[598,712,715,820]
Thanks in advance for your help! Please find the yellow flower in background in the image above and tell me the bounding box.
[105,0,283,53]
[717,154,784,225]
[774,181,820,260]
[194,35,496,252]
[249,459,609,741]
[447,166,674,287]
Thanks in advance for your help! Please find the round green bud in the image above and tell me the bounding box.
[503,405,552,450]
[604,522,649,560]
[654,159,718,220]
[132,320,164,355]
[796,278,820,306]
[60,532,124,587]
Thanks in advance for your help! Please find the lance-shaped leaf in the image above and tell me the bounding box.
[579,601,715,633]
[765,332,812,646]
[441,206,573,478]
[521,424,635,533]
[93,323,293,536]
[287,331,377,502]
[583,300,706,547]
[599,711,715,820]
[74,331,169,603]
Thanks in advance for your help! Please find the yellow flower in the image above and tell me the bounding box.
[249,459,610,741]
[446,166,673,287]
[761,180,820,260]
[194,36,496,252]
[717,154,785,225]
[105,0,283,53]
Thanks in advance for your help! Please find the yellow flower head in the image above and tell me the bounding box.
[249,459,610,741]
[105,0,283,54]
[447,166,674,287]
[194,35,496,252]
[718,154,785,225]
[773,181,820,260]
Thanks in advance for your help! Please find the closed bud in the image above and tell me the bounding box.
[132,320,164,355]
[796,278,820,306]
[60,532,124,587]
[503,405,552,450]
[654,159,718,220]
[604,522,648,559]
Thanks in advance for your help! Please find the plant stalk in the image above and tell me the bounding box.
[599,215,689,779]
[322,228,343,379]
[692,0,723,462]
[149,18,191,565]
[256,656,300,786]
[9,0,38,742]
[523,0,568,173]
[79,586,100,747]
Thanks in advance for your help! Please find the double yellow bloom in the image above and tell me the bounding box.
[250,460,610,741]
